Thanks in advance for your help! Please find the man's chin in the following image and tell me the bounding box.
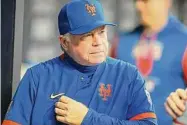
[88,58,106,65]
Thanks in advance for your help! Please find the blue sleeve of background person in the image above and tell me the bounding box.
[4,69,36,124]
[82,69,157,125]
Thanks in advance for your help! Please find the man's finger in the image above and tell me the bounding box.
[164,102,177,119]
[176,89,187,100]
[56,115,67,123]
[55,108,67,116]
[167,97,184,116]
[170,92,186,112]
[59,96,72,104]
[55,102,68,110]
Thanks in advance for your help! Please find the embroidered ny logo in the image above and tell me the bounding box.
[99,84,112,101]
[85,4,96,16]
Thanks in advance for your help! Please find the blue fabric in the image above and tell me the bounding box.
[82,109,157,125]
[58,0,116,35]
[5,56,157,125]
[64,53,98,74]
[115,16,187,125]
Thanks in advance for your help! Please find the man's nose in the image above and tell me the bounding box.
[92,33,102,46]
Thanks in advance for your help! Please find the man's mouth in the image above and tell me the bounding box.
[90,51,104,54]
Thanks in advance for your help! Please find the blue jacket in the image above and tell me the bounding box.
[111,16,187,125]
[3,54,157,125]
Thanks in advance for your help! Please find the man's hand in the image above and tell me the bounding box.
[55,96,88,125]
[165,89,187,119]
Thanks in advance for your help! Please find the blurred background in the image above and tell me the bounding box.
[1,0,187,122]
[20,0,187,76]
[20,0,187,79]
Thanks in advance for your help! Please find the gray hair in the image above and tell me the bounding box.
[63,33,71,41]
[60,33,72,51]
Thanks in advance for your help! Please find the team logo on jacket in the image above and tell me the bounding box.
[85,3,96,16]
[133,40,163,61]
[132,41,164,77]
[99,83,112,101]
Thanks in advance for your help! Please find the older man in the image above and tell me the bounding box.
[3,0,157,125]
[111,0,187,124]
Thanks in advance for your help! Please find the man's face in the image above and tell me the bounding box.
[135,0,170,26]
[66,26,108,66]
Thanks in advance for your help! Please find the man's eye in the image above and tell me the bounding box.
[81,34,92,40]
[99,30,105,34]
[86,34,92,37]
[83,33,92,37]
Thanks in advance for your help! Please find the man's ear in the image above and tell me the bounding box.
[59,35,69,51]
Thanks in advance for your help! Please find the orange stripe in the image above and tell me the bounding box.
[2,120,21,125]
[130,112,157,120]
[182,48,187,83]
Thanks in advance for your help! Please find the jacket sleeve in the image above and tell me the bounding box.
[2,69,36,125]
[81,69,157,125]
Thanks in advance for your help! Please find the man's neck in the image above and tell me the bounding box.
[144,17,169,35]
